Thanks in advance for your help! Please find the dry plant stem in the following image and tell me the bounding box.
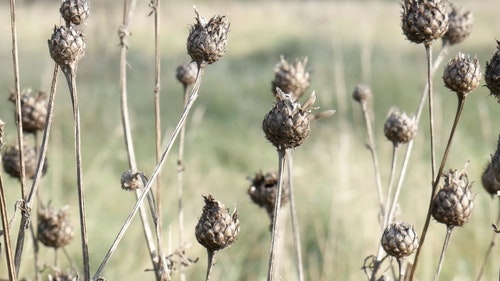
[475,199,500,281]
[396,258,405,281]
[286,150,304,281]
[409,95,468,281]
[0,171,17,281]
[433,226,454,281]
[61,65,90,281]
[267,148,287,281]
[425,43,437,182]
[93,63,207,280]
[28,224,40,281]
[383,145,400,228]
[205,250,216,281]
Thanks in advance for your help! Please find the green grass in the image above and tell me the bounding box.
[0,0,499,280]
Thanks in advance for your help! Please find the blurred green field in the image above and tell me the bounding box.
[0,0,500,280]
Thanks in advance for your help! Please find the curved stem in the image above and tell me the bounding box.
[475,198,500,281]
[0,170,17,281]
[433,226,454,281]
[267,148,287,281]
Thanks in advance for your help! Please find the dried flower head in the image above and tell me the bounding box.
[432,166,474,227]
[120,169,146,191]
[60,0,90,26]
[195,195,239,253]
[485,40,500,102]
[8,88,48,133]
[481,162,500,198]
[247,171,289,228]
[48,25,86,67]
[271,56,310,101]
[401,0,448,45]
[383,111,417,146]
[443,4,473,46]
[381,222,419,260]
[176,62,198,87]
[352,84,372,104]
[490,134,500,182]
[38,205,74,249]
[2,144,47,180]
[48,268,78,281]
[443,53,481,97]
[187,8,230,65]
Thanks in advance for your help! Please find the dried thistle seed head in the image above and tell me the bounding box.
[186,8,230,65]
[490,134,500,182]
[432,167,474,227]
[271,56,310,101]
[48,25,86,67]
[176,62,198,87]
[120,169,146,191]
[48,269,78,281]
[247,171,289,228]
[8,88,48,133]
[485,41,500,102]
[481,162,500,198]
[401,0,448,45]
[443,53,481,96]
[381,222,419,259]
[443,4,473,46]
[383,111,417,145]
[352,84,372,104]
[60,0,90,26]
[38,205,74,248]
[195,194,239,252]
[2,144,47,180]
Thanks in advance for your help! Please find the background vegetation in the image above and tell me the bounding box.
[0,0,499,280]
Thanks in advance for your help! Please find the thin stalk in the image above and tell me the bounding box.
[383,145,400,229]
[409,95,468,280]
[396,258,405,281]
[267,148,287,281]
[205,250,216,281]
[61,65,90,281]
[475,198,500,281]
[425,43,436,181]
[0,170,17,281]
[433,226,454,281]
[29,223,40,281]
[93,63,207,280]
[286,150,304,281]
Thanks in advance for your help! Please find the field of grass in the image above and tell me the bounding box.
[0,0,500,280]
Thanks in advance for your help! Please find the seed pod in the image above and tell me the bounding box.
[8,89,48,133]
[186,8,230,65]
[271,56,310,101]
[383,111,417,146]
[381,222,419,259]
[352,84,372,104]
[176,62,198,87]
[38,205,74,249]
[481,162,500,198]
[48,25,86,67]
[485,41,500,102]
[247,171,289,228]
[432,167,474,227]
[195,195,239,253]
[401,0,448,45]
[443,53,481,97]
[443,4,473,46]
[60,0,90,26]
[2,144,47,180]
[120,169,146,191]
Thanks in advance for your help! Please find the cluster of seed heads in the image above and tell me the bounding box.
[485,41,500,102]
[383,111,417,146]
[272,56,310,101]
[443,53,481,97]
[401,0,449,45]
[381,222,419,260]
[8,88,48,134]
[37,205,74,249]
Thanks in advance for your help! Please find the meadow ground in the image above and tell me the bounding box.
[0,0,499,280]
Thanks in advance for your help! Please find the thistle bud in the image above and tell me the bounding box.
[2,144,47,180]
[8,88,48,133]
[381,222,419,259]
[443,53,481,97]
[352,84,372,104]
[384,111,417,146]
[48,25,86,67]
[401,0,448,45]
[60,0,90,26]
[176,62,198,87]
[485,41,500,102]
[443,4,473,46]
[120,169,146,191]
[271,56,310,101]
[38,205,74,249]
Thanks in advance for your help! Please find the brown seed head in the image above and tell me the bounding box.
[352,84,372,104]
[48,269,78,281]
[271,56,310,101]
[2,144,47,180]
[195,194,239,252]
[381,222,419,259]
[187,8,230,65]
[8,88,48,133]
[120,169,146,191]
[432,167,474,227]
[490,134,500,182]
[485,41,500,102]
[383,111,417,146]
[60,0,90,26]
[443,4,473,46]
[481,162,500,198]
[48,25,86,67]
[443,53,481,96]
[401,0,448,45]
[176,62,198,87]
[38,205,74,249]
